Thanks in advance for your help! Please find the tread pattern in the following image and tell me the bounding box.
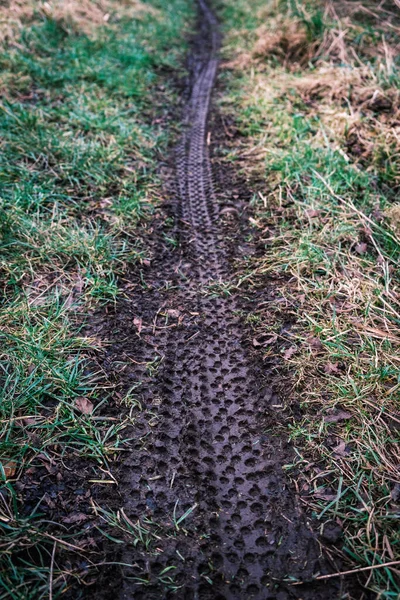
[118,2,339,598]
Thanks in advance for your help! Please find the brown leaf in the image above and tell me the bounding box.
[324,410,352,423]
[332,439,347,456]
[283,346,297,360]
[355,242,367,255]
[304,209,320,218]
[324,362,339,374]
[133,316,142,334]
[165,309,180,318]
[307,336,323,350]
[23,416,41,426]
[62,512,90,524]
[372,206,384,222]
[1,461,17,478]
[75,397,94,415]
[313,490,337,502]
[263,334,278,346]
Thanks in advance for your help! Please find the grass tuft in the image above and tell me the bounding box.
[0,0,194,595]
[218,0,400,596]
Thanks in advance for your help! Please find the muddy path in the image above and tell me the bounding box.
[94,1,346,598]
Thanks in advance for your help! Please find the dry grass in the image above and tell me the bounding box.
[0,0,194,593]
[0,0,159,43]
[220,0,400,595]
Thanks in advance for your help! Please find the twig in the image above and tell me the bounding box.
[41,531,86,552]
[292,559,400,584]
[49,541,56,600]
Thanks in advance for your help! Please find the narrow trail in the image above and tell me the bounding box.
[107,1,343,598]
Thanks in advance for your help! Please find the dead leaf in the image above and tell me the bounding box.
[314,492,337,502]
[23,416,41,426]
[355,242,367,255]
[253,338,261,347]
[1,461,17,478]
[324,410,352,423]
[304,209,320,218]
[133,316,142,334]
[324,362,340,374]
[75,397,94,415]
[263,334,278,346]
[62,512,90,524]
[283,346,297,359]
[307,336,323,350]
[332,439,347,456]
[166,309,180,318]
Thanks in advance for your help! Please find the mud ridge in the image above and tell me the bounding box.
[98,2,346,598]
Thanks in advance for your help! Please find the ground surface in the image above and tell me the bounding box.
[1,0,399,599]
[91,2,343,598]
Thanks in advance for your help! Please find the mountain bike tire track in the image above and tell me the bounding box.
[115,2,343,598]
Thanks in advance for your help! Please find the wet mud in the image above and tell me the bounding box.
[94,1,346,598]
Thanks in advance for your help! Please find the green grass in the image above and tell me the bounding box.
[217,0,400,597]
[0,0,194,597]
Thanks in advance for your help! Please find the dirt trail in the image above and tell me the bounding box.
[100,2,344,598]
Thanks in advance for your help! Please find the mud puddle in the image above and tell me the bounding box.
[93,1,346,598]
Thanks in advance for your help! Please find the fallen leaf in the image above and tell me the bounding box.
[166,309,180,318]
[263,334,278,346]
[390,483,400,502]
[62,513,89,524]
[313,490,337,502]
[253,338,261,347]
[75,397,94,415]
[304,209,320,218]
[133,316,142,334]
[324,410,352,423]
[23,416,41,426]
[307,336,323,350]
[332,440,347,456]
[372,206,384,222]
[1,461,17,478]
[355,242,367,254]
[324,362,340,374]
[283,346,297,359]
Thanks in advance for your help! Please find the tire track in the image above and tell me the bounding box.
[118,1,342,598]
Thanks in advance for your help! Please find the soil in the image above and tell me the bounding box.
[85,2,349,599]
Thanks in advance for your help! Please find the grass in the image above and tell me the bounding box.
[0,0,194,597]
[217,0,400,597]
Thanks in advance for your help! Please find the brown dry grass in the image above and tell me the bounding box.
[221,0,400,594]
[0,0,159,43]
[252,18,309,63]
